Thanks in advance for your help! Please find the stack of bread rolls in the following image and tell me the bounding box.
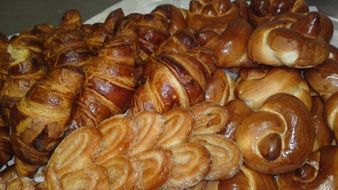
[0,0,337,189]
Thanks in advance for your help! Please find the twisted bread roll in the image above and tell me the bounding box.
[1,24,53,120]
[84,9,125,55]
[205,70,235,106]
[196,18,256,68]
[311,96,334,152]
[276,146,338,189]
[187,0,239,32]
[304,46,338,102]
[236,93,315,174]
[235,67,312,110]
[0,116,12,168]
[131,48,217,114]
[326,92,338,141]
[218,165,278,190]
[44,10,91,69]
[156,108,194,149]
[9,66,84,176]
[248,12,330,68]
[223,99,252,140]
[67,35,138,130]
[190,102,229,135]
[190,134,242,180]
[248,0,309,26]
[161,143,211,189]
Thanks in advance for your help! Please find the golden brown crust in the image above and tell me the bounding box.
[304,46,338,102]
[248,0,309,27]
[190,134,243,180]
[0,116,12,167]
[6,177,35,190]
[66,35,138,130]
[219,165,278,190]
[235,67,312,110]
[190,102,229,135]
[248,12,330,68]
[9,66,83,176]
[205,70,235,106]
[187,0,240,32]
[325,92,338,141]
[162,143,210,189]
[131,48,217,114]
[236,93,315,175]
[276,146,338,190]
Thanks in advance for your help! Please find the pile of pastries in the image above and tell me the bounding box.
[0,0,337,189]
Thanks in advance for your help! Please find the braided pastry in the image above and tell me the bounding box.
[44,10,92,69]
[304,45,338,102]
[190,134,242,180]
[131,48,217,114]
[248,12,330,68]
[235,67,312,110]
[276,146,338,189]
[205,70,235,106]
[67,35,138,130]
[0,116,12,168]
[187,0,239,32]
[236,93,315,174]
[1,24,53,120]
[196,18,256,68]
[190,102,229,135]
[9,66,84,176]
[326,92,338,141]
[248,0,309,26]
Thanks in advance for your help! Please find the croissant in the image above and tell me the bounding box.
[0,116,12,168]
[66,34,138,130]
[326,92,338,141]
[44,10,92,69]
[187,0,239,33]
[235,67,312,110]
[248,0,309,26]
[9,66,84,176]
[131,48,217,114]
[1,24,53,120]
[236,93,315,175]
[304,45,338,102]
[276,146,338,189]
[248,12,330,68]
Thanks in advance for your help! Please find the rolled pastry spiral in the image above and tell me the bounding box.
[131,48,217,114]
[9,66,84,176]
[236,93,316,175]
[248,12,330,68]
[235,67,312,110]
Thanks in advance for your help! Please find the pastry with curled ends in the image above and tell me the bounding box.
[66,35,138,130]
[248,0,309,26]
[190,134,243,180]
[190,102,229,135]
[236,93,316,175]
[9,66,84,177]
[187,0,239,33]
[235,67,312,110]
[45,127,105,190]
[205,69,235,106]
[326,92,338,141]
[276,146,338,190]
[131,48,217,114]
[248,12,330,68]
[44,9,92,69]
[196,18,257,68]
[1,24,53,120]
[156,108,194,149]
[161,143,210,189]
[304,45,338,102]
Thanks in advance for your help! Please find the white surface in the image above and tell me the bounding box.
[85,0,338,47]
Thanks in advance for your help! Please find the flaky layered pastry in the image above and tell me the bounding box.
[236,93,315,175]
